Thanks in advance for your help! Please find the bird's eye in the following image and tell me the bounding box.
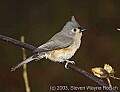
[73,28,77,32]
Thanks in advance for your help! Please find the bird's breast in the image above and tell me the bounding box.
[47,39,81,62]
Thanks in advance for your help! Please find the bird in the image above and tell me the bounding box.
[11,16,85,71]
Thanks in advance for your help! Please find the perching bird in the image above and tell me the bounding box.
[11,16,85,71]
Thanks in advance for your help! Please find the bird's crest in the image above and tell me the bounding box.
[61,16,80,32]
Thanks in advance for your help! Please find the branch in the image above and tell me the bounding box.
[21,36,31,92]
[0,35,36,51]
[0,34,117,92]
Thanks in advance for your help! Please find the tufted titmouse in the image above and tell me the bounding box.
[11,16,85,71]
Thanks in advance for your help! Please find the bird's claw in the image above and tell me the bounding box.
[65,60,75,69]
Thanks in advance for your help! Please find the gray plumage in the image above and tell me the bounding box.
[33,16,80,53]
[61,16,80,33]
[11,16,84,71]
[11,52,45,71]
[33,34,73,53]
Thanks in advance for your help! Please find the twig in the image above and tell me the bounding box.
[107,77,112,87]
[117,28,120,31]
[0,34,118,92]
[110,76,120,80]
[21,36,31,92]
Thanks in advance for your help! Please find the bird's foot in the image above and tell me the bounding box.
[64,60,75,69]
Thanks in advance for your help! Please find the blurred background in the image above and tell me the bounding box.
[0,0,120,92]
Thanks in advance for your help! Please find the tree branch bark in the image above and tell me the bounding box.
[0,34,117,92]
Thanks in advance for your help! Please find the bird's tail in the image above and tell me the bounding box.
[11,53,45,71]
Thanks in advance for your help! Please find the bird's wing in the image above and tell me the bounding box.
[33,33,73,53]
